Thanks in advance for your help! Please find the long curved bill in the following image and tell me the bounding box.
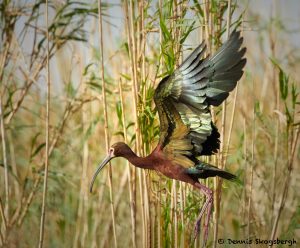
[89,154,112,193]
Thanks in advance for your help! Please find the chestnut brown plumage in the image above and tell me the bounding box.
[90,30,246,245]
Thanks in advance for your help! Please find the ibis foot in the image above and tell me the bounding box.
[193,182,213,246]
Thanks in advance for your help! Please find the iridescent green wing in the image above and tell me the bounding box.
[154,30,246,167]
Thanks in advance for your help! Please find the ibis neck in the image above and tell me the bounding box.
[123,149,154,170]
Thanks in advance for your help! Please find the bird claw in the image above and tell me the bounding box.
[193,183,214,247]
[203,198,213,244]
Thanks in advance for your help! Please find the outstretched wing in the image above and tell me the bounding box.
[154,30,246,168]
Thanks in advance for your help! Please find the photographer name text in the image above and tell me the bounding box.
[217,238,296,246]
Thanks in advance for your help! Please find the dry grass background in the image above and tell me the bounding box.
[0,0,299,247]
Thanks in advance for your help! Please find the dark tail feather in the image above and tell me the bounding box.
[214,170,237,181]
[219,170,243,185]
[190,161,241,183]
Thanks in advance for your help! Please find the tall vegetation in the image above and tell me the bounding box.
[0,1,299,247]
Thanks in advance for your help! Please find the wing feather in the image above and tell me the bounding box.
[154,30,246,166]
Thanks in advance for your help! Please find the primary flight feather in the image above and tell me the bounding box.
[154,30,246,172]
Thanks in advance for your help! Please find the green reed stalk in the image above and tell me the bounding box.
[248,82,255,247]
[38,1,50,247]
[270,26,279,222]
[0,95,8,239]
[97,1,117,247]
[242,117,247,239]
[214,2,232,247]
[158,0,163,246]
[119,78,137,247]
[177,3,185,244]
[126,0,147,246]
[0,36,10,245]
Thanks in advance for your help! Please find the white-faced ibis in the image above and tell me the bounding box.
[90,30,246,245]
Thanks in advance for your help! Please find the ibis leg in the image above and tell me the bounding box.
[193,182,213,245]
[203,195,213,245]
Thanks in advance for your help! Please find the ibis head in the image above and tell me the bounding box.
[89,142,131,193]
